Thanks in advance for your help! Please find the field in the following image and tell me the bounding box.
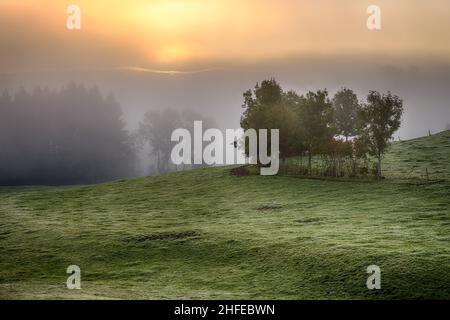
[383,130,450,181]
[0,131,449,299]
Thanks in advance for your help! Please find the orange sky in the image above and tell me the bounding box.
[1,0,450,72]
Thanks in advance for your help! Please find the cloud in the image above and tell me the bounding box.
[2,0,450,72]
[115,66,221,75]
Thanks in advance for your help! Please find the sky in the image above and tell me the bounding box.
[1,0,450,138]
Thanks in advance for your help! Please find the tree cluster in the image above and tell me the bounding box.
[240,79,404,178]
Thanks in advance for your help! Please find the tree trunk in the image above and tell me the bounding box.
[308,148,312,176]
[377,153,382,179]
[299,154,303,175]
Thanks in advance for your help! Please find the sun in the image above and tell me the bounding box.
[157,44,192,63]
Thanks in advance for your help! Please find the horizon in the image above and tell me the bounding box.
[1,1,450,139]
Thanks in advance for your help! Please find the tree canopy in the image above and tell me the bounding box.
[332,88,359,141]
[358,91,404,177]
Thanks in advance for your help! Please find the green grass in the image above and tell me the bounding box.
[383,130,450,181]
[0,132,449,299]
[281,130,450,181]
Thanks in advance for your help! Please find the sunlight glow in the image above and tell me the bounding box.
[1,0,450,69]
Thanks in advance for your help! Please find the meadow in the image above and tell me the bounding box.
[0,131,449,299]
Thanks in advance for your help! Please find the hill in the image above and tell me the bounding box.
[383,130,450,181]
[0,132,449,299]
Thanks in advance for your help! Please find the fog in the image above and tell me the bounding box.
[2,55,450,139]
[1,54,450,184]
[2,1,450,185]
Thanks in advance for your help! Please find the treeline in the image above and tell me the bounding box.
[0,84,136,185]
[241,79,404,178]
[0,80,405,185]
[136,108,216,174]
[0,83,216,185]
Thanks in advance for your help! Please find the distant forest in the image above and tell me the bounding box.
[0,79,428,185]
[0,83,215,185]
[0,84,136,185]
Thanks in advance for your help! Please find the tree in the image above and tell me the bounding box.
[137,108,215,174]
[0,84,137,185]
[297,90,335,174]
[358,91,403,178]
[240,79,300,163]
[138,108,182,174]
[241,79,283,132]
[332,88,359,141]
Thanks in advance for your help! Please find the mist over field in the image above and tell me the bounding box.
[2,56,450,140]
[2,1,450,184]
[0,0,449,302]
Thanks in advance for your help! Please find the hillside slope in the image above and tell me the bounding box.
[383,130,450,180]
[0,133,449,299]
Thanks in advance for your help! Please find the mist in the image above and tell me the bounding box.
[0,83,137,185]
[2,55,450,140]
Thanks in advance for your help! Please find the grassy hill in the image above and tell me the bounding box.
[383,130,450,181]
[0,132,449,299]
